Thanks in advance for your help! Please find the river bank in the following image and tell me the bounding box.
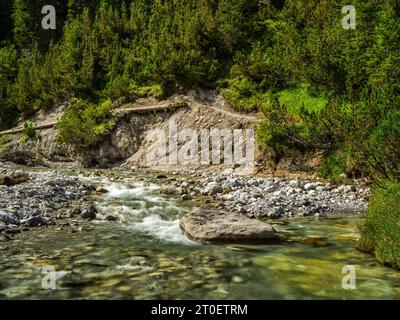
[0,162,369,242]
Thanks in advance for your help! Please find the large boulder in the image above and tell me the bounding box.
[180,208,279,243]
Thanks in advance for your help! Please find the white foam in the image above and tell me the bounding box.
[105,183,159,198]
[132,215,196,245]
[90,178,195,245]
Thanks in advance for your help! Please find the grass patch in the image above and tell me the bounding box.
[0,134,12,149]
[359,182,400,270]
[276,85,331,115]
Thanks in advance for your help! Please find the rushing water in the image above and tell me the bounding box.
[1,174,400,300]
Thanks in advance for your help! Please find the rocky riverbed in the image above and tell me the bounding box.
[160,168,369,218]
[0,163,369,244]
[0,169,98,241]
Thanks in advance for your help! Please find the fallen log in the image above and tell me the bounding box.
[0,173,29,186]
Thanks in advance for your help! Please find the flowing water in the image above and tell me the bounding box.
[1,174,400,300]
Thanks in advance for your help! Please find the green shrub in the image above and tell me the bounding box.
[131,84,165,99]
[359,182,400,270]
[57,98,114,147]
[276,85,331,115]
[257,93,342,158]
[103,76,136,102]
[0,135,12,149]
[317,149,351,183]
[20,121,41,142]
[221,78,264,112]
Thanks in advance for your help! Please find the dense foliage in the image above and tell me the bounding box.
[57,98,113,146]
[0,0,398,183]
[359,182,400,270]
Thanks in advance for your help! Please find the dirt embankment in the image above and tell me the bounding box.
[0,92,257,167]
[0,90,322,177]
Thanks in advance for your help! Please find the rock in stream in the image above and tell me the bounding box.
[180,208,279,243]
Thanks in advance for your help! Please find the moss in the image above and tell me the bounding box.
[359,182,400,270]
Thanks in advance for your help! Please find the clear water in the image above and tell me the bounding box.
[1,175,400,300]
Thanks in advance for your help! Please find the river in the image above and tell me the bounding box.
[0,173,399,299]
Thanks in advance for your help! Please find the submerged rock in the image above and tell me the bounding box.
[300,236,332,247]
[22,215,48,227]
[96,186,108,194]
[80,204,98,220]
[179,208,279,243]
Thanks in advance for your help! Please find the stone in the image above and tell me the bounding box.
[96,186,108,193]
[181,194,192,201]
[264,207,284,219]
[70,207,82,216]
[105,215,118,221]
[179,208,279,243]
[288,180,300,187]
[264,185,278,193]
[80,204,97,220]
[237,206,247,214]
[301,236,332,247]
[202,183,223,195]
[161,184,176,195]
[22,215,48,227]
[304,183,317,191]
[0,211,20,225]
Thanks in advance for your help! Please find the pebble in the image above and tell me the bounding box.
[0,171,97,235]
[165,172,369,219]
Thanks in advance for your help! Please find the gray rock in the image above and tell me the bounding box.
[288,180,300,187]
[304,183,317,191]
[202,183,223,195]
[96,186,108,193]
[0,211,20,225]
[22,215,48,227]
[80,204,97,220]
[70,207,82,216]
[264,207,284,219]
[161,184,176,195]
[180,208,279,243]
[264,185,278,193]
[181,194,192,201]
